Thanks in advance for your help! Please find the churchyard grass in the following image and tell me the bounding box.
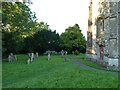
[68,54,119,72]
[2,54,118,88]
[68,54,107,70]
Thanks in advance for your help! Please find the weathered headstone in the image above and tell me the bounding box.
[8,55,12,62]
[27,53,33,64]
[31,53,34,61]
[10,53,14,61]
[64,51,67,62]
[8,53,17,62]
[36,52,38,58]
[61,50,64,56]
[27,52,39,64]
[48,53,51,60]
[65,51,68,55]
[27,57,31,64]
[72,51,74,55]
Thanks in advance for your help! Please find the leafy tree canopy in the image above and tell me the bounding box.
[60,24,86,53]
[2,2,37,56]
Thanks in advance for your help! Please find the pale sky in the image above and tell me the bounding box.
[29,0,90,38]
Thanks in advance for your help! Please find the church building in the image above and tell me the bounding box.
[86,0,120,70]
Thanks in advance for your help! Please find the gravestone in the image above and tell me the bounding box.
[27,57,31,64]
[8,53,17,62]
[8,55,12,62]
[31,53,34,60]
[27,53,34,64]
[64,51,67,62]
[14,55,17,61]
[48,53,51,61]
[65,51,68,55]
[61,50,64,56]
[10,53,14,60]
[27,52,39,64]
[36,52,38,58]
[72,51,74,55]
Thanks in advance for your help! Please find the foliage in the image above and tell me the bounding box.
[2,2,61,57]
[74,50,79,55]
[2,2,37,57]
[24,26,60,54]
[2,2,86,58]
[60,24,86,53]
[2,2,37,36]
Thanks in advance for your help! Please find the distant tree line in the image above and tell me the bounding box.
[2,2,86,58]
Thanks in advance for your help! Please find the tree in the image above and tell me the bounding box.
[24,22,60,54]
[2,2,37,57]
[60,24,86,53]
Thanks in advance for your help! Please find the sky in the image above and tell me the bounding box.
[29,0,90,38]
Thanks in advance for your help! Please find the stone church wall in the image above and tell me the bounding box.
[86,0,119,70]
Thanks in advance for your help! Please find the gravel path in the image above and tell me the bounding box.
[69,58,119,74]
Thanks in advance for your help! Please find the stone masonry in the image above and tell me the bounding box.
[86,0,120,70]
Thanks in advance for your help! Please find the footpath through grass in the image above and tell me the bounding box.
[2,54,118,88]
[68,54,107,70]
[69,54,119,72]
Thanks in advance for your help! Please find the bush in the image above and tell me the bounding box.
[75,50,79,55]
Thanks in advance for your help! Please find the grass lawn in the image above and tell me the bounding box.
[69,54,119,72]
[68,54,107,70]
[2,54,118,88]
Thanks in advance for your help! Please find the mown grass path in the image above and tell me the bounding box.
[2,55,118,88]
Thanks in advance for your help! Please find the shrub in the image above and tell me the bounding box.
[75,50,79,55]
